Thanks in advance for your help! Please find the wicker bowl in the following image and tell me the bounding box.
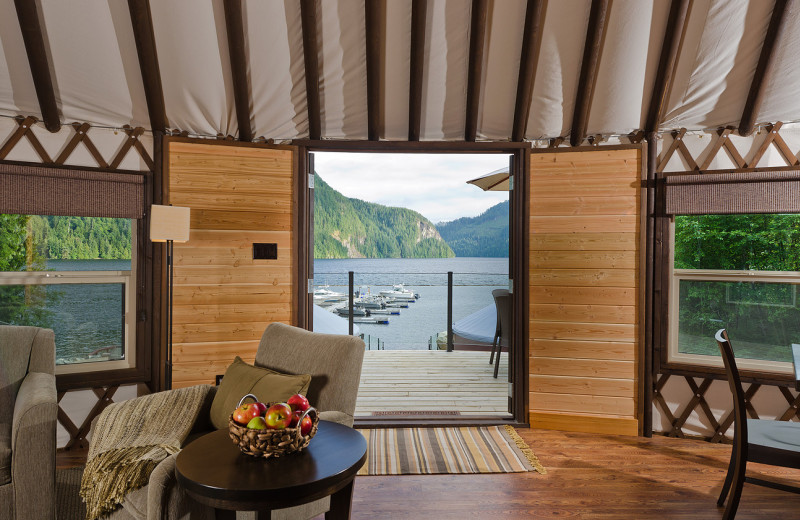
[228,394,319,459]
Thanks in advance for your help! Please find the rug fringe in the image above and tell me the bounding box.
[504,425,547,474]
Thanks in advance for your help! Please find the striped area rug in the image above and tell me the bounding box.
[356,425,545,475]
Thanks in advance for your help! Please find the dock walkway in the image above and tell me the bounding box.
[355,349,510,416]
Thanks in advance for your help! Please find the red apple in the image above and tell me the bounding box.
[289,410,302,428]
[299,414,313,436]
[252,402,268,416]
[233,403,260,425]
[264,403,293,429]
[246,416,267,429]
[287,393,310,412]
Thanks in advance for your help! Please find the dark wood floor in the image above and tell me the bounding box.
[58,428,800,519]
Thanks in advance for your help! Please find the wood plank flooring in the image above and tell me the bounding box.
[355,350,509,416]
[58,428,800,519]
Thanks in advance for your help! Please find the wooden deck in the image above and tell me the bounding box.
[354,350,510,417]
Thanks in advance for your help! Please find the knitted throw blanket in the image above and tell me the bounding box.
[80,384,212,520]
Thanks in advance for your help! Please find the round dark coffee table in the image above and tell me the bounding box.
[176,421,367,520]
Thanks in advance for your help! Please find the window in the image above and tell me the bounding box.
[669,214,800,374]
[0,214,136,374]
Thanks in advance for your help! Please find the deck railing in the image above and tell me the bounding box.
[312,270,508,351]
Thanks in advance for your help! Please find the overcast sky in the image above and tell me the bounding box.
[313,152,509,224]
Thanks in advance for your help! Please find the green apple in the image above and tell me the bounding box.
[246,416,268,429]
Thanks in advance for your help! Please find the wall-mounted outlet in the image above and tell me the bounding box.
[253,243,278,259]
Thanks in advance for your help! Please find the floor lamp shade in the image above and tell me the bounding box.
[150,204,191,242]
[149,204,189,390]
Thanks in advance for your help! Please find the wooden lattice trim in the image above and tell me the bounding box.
[57,385,118,450]
[1,118,152,172]
[651,374,797,443]
[658,122,800,175]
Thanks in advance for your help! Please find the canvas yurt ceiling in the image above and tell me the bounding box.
[1,0,799,143]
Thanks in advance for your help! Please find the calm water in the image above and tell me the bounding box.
[43,259,130,364]
[26,258,505,360]
[314,257,509,350]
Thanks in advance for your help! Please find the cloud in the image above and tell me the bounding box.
[314,152,509,223]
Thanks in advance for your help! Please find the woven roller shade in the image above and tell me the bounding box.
[665,169,800,215]
[0,163,145,218]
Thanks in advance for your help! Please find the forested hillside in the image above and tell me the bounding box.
[29,216,132,260]
[314,174,454,259]
[437,200,509,257]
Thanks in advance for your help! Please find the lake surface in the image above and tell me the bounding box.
[314,257,509,350]
[27,257,506,361]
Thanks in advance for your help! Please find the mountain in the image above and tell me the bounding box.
[437,200,509,257]
[314,174,455,259]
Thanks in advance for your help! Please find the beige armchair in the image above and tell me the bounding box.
[0,325,58,520]
[104,322,365,520]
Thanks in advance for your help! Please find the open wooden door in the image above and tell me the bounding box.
[163,138,303,388]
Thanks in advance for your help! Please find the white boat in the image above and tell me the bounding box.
[379,284,419,301]
[312,285,347,303]
[336,307,369,317]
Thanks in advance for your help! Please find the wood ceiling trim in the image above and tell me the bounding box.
[223,0,253,142]
[408,0,427,141]
[301,0,321,141]
[512,0,544,142]
[569,0,609,147]
[644,0,690,134]
[13,0,60,133]
[365,0,385,141]
[738,0,791,137]
[128,0,168,133]
[465,0,489,142]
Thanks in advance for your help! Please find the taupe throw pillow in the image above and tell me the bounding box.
[209,356,311,430]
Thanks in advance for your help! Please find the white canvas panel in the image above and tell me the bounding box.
[587,0,666,136]
[0,0,40,118]
[151,0,235,136]
[477,0,526,141]
[662,0,773,130]
[245,0,305,140]
[420,0,470,140]
[38,0,147,129]
[319,0,367,139]
[382,0,412,141]
[525,0,591,139]
[755,2,800,128]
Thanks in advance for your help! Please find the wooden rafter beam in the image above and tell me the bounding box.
[128,0,168,132]
[511,0,544,142]
[301,0,321,141]
[739,0,791,136]
[465,0,489,142]
[365,0,384,141]
[223,0,253,142]
[644,0,690,134]
[13,0,60,133]
[408,0,427,141]
[569,0,609,147]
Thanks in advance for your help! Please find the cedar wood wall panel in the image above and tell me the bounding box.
[166,141,296,388]
[529,148,641,435]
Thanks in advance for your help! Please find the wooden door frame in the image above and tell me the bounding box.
[294,140,530,427]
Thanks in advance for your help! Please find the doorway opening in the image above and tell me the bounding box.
[304,151,521,424]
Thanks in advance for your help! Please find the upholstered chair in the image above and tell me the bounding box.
[103,322,365,520]
[0,325,58,520]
